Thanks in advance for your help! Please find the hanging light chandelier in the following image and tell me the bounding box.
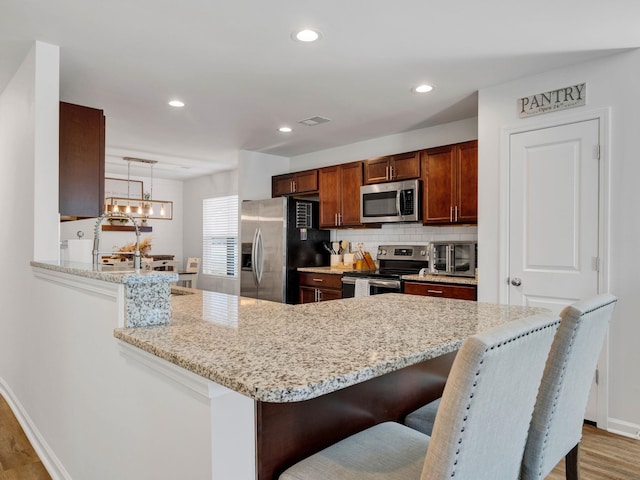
[104,157,173,220]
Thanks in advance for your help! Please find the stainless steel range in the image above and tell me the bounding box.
[341,245,429,297]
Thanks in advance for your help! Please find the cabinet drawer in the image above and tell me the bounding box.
[403,281,476,301]
[299,272,343,290]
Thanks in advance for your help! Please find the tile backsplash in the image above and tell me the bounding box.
[330,223,477,259]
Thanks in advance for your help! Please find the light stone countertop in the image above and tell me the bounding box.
[114,290,546,403]
[30,260,178,284]
[298,266,355,274]
[298,266,478,286]
[402,274,478,286]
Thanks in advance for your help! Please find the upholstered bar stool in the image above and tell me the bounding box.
[404,294,617,480]
[279,312,560,480]
[521,294,617,480]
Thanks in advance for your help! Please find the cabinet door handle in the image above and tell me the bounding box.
[450,206,453,222]
[312,278,324,282]
[390,164,394,179]
[317,289,322,302]
[335,213,338,226]
[427,290,444,294]
[455,205,458,222]
[338,212,342,226]
[293,180,297,192]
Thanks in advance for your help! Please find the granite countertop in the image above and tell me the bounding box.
[298,266,478,285]
[31,260,178,284]
[114,290,546,403]
[402,274,478,286]
[298,266,353,274]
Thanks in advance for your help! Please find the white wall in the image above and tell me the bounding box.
[182,150,289,294]
[478,49,640,432]
[1,41,214,480]
[60,174,184,266]
[183,167,239,294]
[238,149,289,201]
[0,39,60,438]
[291,117,478,170]
[25,272,213,479]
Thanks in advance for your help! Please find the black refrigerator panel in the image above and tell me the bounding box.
[285,198,330,304]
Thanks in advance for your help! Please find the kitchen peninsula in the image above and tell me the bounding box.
[30,261,546,480]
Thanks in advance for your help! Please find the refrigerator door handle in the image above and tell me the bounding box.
[255,227,264,285]
[251,228,260,286]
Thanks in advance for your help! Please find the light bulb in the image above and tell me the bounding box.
[125,203,131,214]
[137,204,143,214]
[160,204,166,216]
[149,206,154,215]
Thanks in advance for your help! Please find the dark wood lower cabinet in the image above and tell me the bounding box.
[298,272,342,303]
[404,281,477,301]
[255,351,457,480]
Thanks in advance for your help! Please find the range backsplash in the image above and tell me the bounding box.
[330,223,477,259]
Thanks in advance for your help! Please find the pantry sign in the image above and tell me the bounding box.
[518,83,586,118]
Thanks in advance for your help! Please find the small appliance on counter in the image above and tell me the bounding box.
[429,241,477,277]
[342,245,428,298]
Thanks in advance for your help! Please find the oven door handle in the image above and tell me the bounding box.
[341,277,400,289]
[369,279,401,289]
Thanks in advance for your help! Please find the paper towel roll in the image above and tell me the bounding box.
[66,239,93,263]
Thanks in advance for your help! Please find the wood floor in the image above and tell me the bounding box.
[546,424,640,480]
[1,393,639,480]
[0,396,50,480]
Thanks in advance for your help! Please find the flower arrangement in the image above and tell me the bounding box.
[116,236,152,258]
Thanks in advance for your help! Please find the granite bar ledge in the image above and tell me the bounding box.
[113,290,547,403]
[31,260,177,327]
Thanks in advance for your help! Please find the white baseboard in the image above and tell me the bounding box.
[0,378,71,480]
[607,417,640,440]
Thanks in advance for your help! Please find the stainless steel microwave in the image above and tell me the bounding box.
[360,179,420,223]
[429,241,477,277]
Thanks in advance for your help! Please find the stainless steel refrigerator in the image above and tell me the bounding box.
[240,197,330,304]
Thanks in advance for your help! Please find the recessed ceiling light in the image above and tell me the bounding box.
[414,84,434,94]
[293,29,322,42]
[168,100,185,107]
[278,126,293,133]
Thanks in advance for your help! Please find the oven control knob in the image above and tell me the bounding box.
[379,249,387,255]
[420,250,426,256]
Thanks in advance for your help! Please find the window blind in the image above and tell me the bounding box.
[202,195,238,277]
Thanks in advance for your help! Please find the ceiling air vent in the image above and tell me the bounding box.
[298,116,331,126]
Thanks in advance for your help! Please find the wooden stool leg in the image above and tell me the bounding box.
[565,442,580,480]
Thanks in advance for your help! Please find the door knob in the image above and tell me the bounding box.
[510,277,522,287]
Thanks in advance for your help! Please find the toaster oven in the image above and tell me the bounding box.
[429,241,476,277]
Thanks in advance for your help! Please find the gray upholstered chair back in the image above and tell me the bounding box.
[520,293,617,480]
[421,313,560,480]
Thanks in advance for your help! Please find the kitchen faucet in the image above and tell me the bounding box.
[92,212,141,270]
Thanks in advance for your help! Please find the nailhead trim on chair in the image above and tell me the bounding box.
[448,323,557,478]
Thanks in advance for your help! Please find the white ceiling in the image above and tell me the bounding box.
[1,1,638,179]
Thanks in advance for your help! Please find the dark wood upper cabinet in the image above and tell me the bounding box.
[421,140,477,225]
[272,169,318,197]
[362,156,391,184]
[59,102,105,220]
[363,151,420,184]
[318,161,363,228]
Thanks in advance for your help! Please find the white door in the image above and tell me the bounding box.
[509,118,601,419]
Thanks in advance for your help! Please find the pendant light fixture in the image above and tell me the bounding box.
[104,157,174,220]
